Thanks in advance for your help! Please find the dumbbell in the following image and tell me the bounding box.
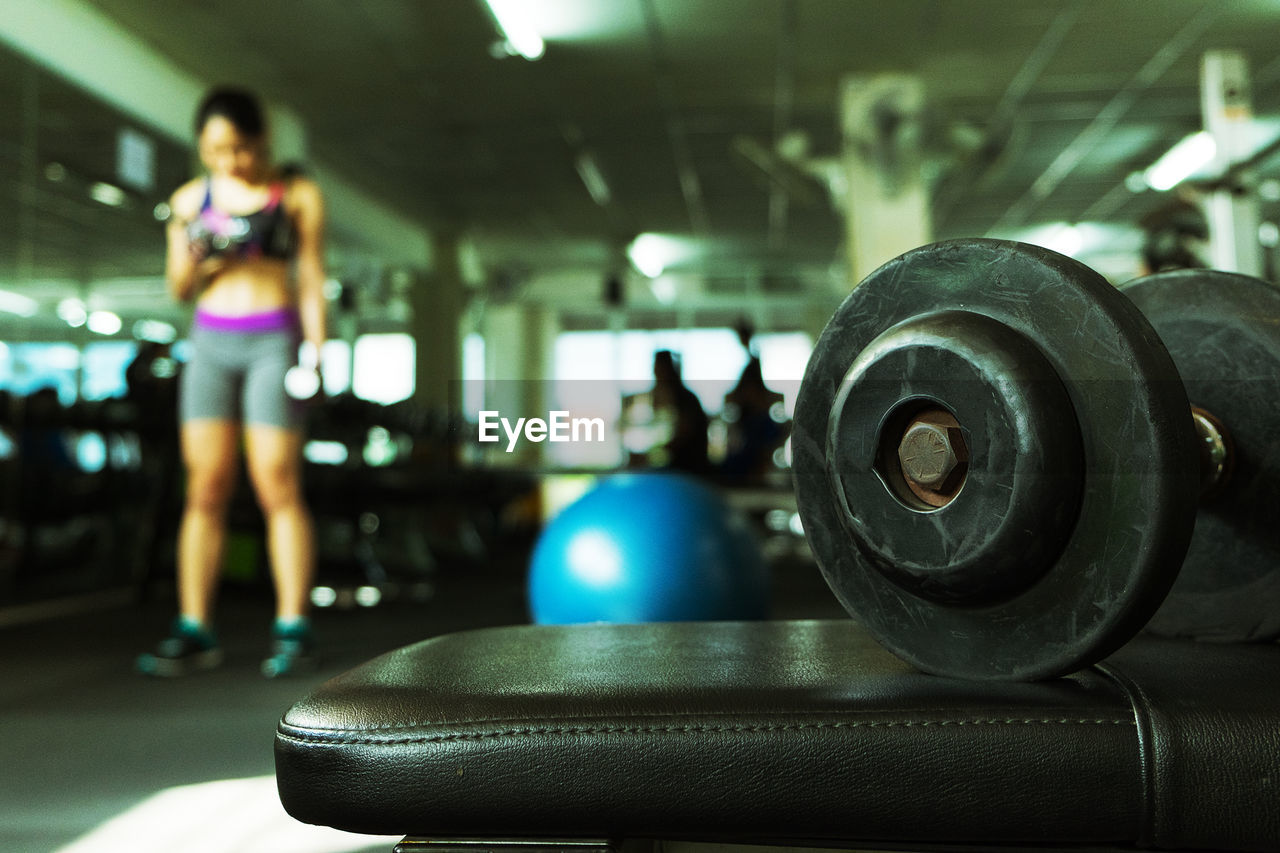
[187,215,253,258]
[285,342,324,402]
[792,238,1280,681]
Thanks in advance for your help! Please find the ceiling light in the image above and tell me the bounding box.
[1260,222,1280,248]
[89,181,127,207]
[132,319,177,343]
[1143,131,1217,192]
[481,0,545,60]
[87,310,122,335]
[574,151,611,206]
[57,298,88,327]
[650,277,677,305]
[1044,223,1084,257]
[0,290,38,317]
[628,234,668,278]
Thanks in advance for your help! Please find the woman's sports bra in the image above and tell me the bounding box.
[186,179,294,260]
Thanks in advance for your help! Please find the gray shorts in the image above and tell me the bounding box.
[179,310,304,430]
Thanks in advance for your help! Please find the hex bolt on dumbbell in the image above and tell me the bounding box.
[895,408,969,508]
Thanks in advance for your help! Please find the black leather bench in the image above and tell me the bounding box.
[274,619,1280,852]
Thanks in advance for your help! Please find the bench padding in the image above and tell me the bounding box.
[275,620,1280,851]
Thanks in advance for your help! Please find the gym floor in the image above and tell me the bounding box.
[0,521,839,853]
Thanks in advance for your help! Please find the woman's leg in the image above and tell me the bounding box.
[137,322,243,676]
[240,323,317,676]
[137,416,239,675]
[243,423,314,622]
[177,418,241,624]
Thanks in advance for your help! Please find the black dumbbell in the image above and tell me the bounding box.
[1122,268,1280,643]
[792,238,1280,681]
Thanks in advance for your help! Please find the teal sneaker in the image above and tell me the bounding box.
[260,620,317,678]
[137,618,223,677]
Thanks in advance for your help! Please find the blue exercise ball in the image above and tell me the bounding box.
[528,472,771,624]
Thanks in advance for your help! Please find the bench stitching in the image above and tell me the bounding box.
[277,717,1134,747]
[282,707,1121,735]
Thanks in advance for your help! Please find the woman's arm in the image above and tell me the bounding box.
[164,182,226,302]
[291,178,328,366]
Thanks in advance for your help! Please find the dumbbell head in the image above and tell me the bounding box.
[1123,268,1280,642]
[793,238,1200,681]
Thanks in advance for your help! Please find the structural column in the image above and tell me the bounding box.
[411,230,464,413]
[1201,50,1263,277]
[840,74,932,285]
[479,302,558,467]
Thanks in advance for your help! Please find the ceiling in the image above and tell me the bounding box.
[9,0,1280,336]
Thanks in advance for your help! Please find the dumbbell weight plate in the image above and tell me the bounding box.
[1123,268,1280,641]
[792,239,1200,680]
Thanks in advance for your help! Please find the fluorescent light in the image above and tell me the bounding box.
[355,585,383,607]
[574,151,612,206]
[1143,131,1217,191]
[628,233,669,278]
[0,289,38,317]
[627,233,698,280]
[311,585,339,607]
[1261,221,1280,248]
[89,181,127,207]
[649,276,677,304]
[1044,223,1084,257]
[87,310,122,335]
[632,252,664,279]
[58,298,88,327]
[304,441,349,466]
[132,319,177,343]
[482,0,545,60]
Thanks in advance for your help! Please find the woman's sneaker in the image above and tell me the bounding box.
[136,619,223,677]
[260,620,317,678]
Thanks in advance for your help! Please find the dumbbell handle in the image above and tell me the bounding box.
[895,404,1231,503]
[1192,406,1232,498]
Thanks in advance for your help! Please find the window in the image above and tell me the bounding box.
[352,333,414,405]
[547,327,811,468]
[0,342,81,404]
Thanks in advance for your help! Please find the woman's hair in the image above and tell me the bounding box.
[195,87,266,138]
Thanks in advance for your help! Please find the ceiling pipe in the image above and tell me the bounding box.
[638,0,710,237]
[767,0,798,250]
[991,3,1221,234]
[932,0,1082,231]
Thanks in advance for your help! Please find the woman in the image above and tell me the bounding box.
[137,87,327,678]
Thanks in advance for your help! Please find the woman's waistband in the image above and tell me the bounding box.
[194,306,298,333]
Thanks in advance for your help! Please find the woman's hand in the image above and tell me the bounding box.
[189,240,232,286]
